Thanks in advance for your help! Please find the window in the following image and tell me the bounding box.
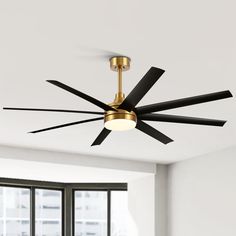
[74,191,107,236]
[0,186,30,236]
[35,189,62,236]
[0,179,127,236]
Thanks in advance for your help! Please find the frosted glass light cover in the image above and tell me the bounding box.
[104,119,136,131]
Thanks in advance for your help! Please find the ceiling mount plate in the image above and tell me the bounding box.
[110,56,131,71]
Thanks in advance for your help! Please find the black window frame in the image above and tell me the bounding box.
[0,177,127,236]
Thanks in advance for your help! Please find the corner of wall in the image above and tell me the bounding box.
[155,164,168,236]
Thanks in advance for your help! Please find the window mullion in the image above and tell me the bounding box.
[65,185,73,236]
[30,187,35,236]
[107,190,111,236]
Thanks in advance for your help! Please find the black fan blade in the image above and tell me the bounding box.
[118,67,165,111]
[91,128,111,146]
[136,90,233,114]
[29,117,103,133]
[3,107,104,115]
[136,120,173,144]
[47,80,115,111]
[138,114,226,126]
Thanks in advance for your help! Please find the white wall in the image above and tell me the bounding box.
[127,165,168,236]
[168,146,236,236]
[0,144,155,173]
[155,165,168,236]
[129,175,155,236]
[0,157,151,183]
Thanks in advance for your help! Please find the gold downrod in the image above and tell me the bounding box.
[109,56,131,103]
[118,67,122,94]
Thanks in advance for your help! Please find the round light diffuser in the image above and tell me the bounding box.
[104,109,137,131]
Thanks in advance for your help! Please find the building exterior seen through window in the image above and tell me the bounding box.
[0,187,30,236]
[74,191,107,236]
[35,189,62,236]
[0,179,127,236]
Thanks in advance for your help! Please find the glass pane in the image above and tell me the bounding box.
[111,191,128,236]
[0,220,3,235]
[6,220,30,236]
[0,187,3,217]
[0,186,30,236]
[35,189,62,236]
[74,191,107,236]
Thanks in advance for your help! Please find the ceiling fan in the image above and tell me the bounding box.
[3,56,233,146]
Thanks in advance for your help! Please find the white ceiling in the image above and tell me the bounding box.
[0,0,236,164]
